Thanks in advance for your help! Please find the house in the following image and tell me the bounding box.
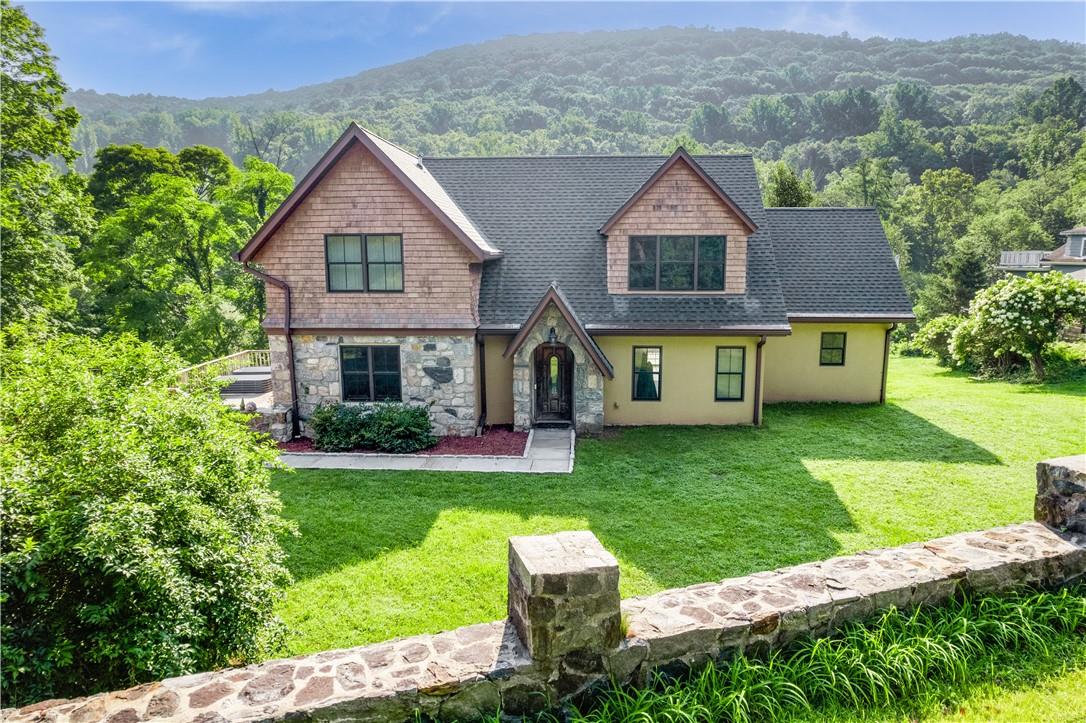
[996,227,1086,280]
[234,123,914,440]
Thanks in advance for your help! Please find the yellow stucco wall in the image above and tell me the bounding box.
[483,335,514,425]
[763,323,889,403]
[596,336,761,425]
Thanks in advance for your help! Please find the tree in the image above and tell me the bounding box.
[231,112,304,172]
[0,0,90,329]
[810,87,881,139]
[0,332,292,704]
[1028,76,1086,127]
[178,144,235,200]
[889,168,975,272]
[86,144,182,215]
[819,157,908,217]
[689,103,732,144]
[222,156,294,232]
[765,161,814,207]
[967,273,1086,379]
[889,82,948,127]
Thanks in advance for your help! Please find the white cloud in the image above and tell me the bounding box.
[84,12,203,66]
[782,2,882,39]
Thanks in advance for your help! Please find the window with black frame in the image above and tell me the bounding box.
[627,235,726,291]
[326,234,403,292]
[819,332,847,366]
[632,346,662,401]
[340,346,402,401]
[715,346,745,401]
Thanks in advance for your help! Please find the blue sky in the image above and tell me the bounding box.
[24,1,1086,99]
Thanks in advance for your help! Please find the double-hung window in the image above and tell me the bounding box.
[340,346,402,401]
[326,234,404,292]
[628,235,726,291]
[715,347,745,401]
[819,332,847,366]
[632,346,662,401]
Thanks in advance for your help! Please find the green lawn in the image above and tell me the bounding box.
[272,356,1085,656]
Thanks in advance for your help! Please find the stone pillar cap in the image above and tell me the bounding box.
[509,530,618,576]
[1040,454,1086,473]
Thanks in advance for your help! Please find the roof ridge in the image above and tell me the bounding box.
[767,206,878,211]
[423,153,756,161]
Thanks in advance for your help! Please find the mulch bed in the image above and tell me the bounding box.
[277,426,528,457]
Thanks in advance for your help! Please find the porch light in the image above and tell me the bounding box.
[547,327,558,344]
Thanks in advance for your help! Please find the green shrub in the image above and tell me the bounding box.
[1041,340,1086,382]
[950,314,1029,376]
[361,403,437,453]
[309,402,436,453]
[309,401,368,452]
[0,332,293,706]
[913,314,964,365]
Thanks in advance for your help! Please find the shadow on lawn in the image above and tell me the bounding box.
[275,403,1001,591]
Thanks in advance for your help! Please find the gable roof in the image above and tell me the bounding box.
[235,123,500,263]
[598,147,758,236]
[503,283,614,378]
[766,208,914,321]
[426,154,791,333]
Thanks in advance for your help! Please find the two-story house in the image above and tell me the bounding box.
[234,124,914,440]
[996,227,1086,280]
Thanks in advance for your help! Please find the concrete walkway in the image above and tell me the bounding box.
[281,428,574,474]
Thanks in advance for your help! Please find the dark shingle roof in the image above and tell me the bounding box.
[765,208,914,319]
[426,155,791,331]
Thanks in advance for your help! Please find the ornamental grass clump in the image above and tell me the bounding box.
[0,331,294,707]
[558,586,1086,723]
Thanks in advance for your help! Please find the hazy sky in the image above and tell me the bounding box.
[24,1,1086,99]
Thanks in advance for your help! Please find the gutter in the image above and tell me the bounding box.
[879,323,897,405]
[753,335,767,426]
[240,263,300,439]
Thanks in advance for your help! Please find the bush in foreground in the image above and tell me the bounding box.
[526,586,1086,723]
[309,401,436,453]
[0,332,293,706]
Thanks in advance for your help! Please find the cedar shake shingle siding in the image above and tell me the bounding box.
[253,143,481,331]
[604,160,749,295]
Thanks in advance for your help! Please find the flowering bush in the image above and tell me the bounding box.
[961,273,1086,379]
[913,314,965,365]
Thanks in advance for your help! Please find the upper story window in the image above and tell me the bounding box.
[820,332,847,366]
[325,234,404,292]
[628,235,726,291]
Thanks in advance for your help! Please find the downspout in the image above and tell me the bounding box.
[241,263,300,439]
[879,323,897,405]
[477,335,487,435]
[752,335,767,426]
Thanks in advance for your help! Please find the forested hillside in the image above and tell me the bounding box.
[68,27,1083,174]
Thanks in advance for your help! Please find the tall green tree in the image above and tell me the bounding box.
[765,161,814,207]
[86,144,182,215]
[0,0,92,330]
[890,168,975,272]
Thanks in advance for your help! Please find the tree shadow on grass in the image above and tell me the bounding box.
[275,402,1001,591]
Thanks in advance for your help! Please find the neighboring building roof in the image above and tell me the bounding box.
[235,123,500,264]
[504,283,614,377]
[598,148,758,236]
[766,208,915,321]
[1059,227,1086,235]
[427,153,793,333]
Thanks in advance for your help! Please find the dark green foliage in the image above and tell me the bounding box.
[86,144,182,215]
[309,402,436,453]
[551,586,1086,723]
[308,401,369,452]
[765,162,814,207]
[0,332,292,706]
[913,314,965,365]
[362,404,437,453]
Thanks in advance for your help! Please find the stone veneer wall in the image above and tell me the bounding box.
[1036,454,1086,539]
[270,332,477,437]
[512,303,604,433]
[10,520,1082,723]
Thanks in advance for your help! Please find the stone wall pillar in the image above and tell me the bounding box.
[1036,455,1086,540]
[508,531,621,690]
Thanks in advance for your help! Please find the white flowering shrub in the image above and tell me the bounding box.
[955,272,1086,379]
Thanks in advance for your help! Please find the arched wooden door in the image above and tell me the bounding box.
[533,343,573,423]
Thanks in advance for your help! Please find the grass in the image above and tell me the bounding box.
[540,586,1086,723]
[271,356,1085,655]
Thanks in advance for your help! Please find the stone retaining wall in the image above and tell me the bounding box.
[1036,454,1086,539]
[8,520,1082,723]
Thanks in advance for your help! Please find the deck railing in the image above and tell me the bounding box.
[998,250,1045,268]
[175,349,270,386]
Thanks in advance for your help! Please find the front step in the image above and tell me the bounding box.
[533,421,572,430]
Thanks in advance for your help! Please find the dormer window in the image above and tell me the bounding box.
[628,235,726,291]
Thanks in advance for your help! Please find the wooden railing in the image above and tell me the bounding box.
[999,250,1045,268]
[175,349,270,386]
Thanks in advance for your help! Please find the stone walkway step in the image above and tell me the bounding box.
[281,428,575,474]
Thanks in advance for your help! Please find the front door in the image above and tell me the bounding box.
[534,344,572,422]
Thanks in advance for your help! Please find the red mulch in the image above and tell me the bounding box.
[277,426,528,457]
